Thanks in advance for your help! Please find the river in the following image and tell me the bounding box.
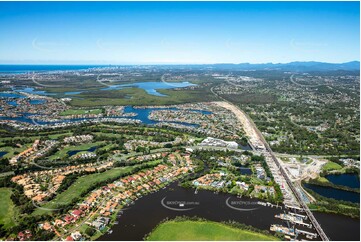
[99,182,359,241]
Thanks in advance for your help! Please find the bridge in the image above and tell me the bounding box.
[244,109,329,241]
[211,88,329,240]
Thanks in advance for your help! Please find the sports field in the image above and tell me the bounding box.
[147,220,279,241]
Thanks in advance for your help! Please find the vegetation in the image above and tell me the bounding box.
[0,188,18,229]
[322,161,343,172]
[146,217,279,241]
[215,72,359,156]
[70,86,218,107]
[47,141,104,161]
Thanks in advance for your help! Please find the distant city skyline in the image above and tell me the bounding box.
[0,1,359,64]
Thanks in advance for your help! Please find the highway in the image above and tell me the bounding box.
[210,86,329,241]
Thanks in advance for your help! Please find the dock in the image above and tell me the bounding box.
[285,204,303,211]
[275,213,312,228]
[270,224,295,236]
[288,212,308,220]
[296,229,318,239]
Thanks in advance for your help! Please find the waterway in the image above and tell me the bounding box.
[122,106,210,126]
[0,106,208,128]
[99,182,359,241]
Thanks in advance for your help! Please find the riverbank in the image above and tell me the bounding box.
[146,218,279,241]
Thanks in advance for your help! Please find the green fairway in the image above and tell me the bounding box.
[322,161,342,172]
[147,220,279,241]
[0,188,18,229]
[0,145,33,159]
[59,108,103,116]
[33,161,159,215]
[48,141,105,161]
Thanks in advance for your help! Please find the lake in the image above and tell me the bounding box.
[303,183,359,203]
[99,182,359,241]
[325,174,360,189]
[101,81,196,96]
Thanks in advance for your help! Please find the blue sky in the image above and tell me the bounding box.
[0,1,359,64]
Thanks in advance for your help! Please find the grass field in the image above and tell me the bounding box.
[59,109,103,116]
[0,188,18,229]
[147,220,279,241]
[33,161,159,216]
[315,176,330,183]
[322,161,343,172]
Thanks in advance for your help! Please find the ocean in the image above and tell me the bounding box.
[0,65,110,74]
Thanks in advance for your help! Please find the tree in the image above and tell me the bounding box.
[85,227,96,237]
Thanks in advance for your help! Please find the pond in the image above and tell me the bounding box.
[239,166,252,175]
[67,146,98,157]
[303,183,359,203]
[325,174,360,189]
[0,151,8,158]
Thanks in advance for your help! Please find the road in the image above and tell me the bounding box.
[212,100,329,241]
[289,74,321,88]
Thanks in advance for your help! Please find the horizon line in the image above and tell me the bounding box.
[0,60,359,66]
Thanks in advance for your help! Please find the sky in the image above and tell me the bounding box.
[0,1,359,64]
